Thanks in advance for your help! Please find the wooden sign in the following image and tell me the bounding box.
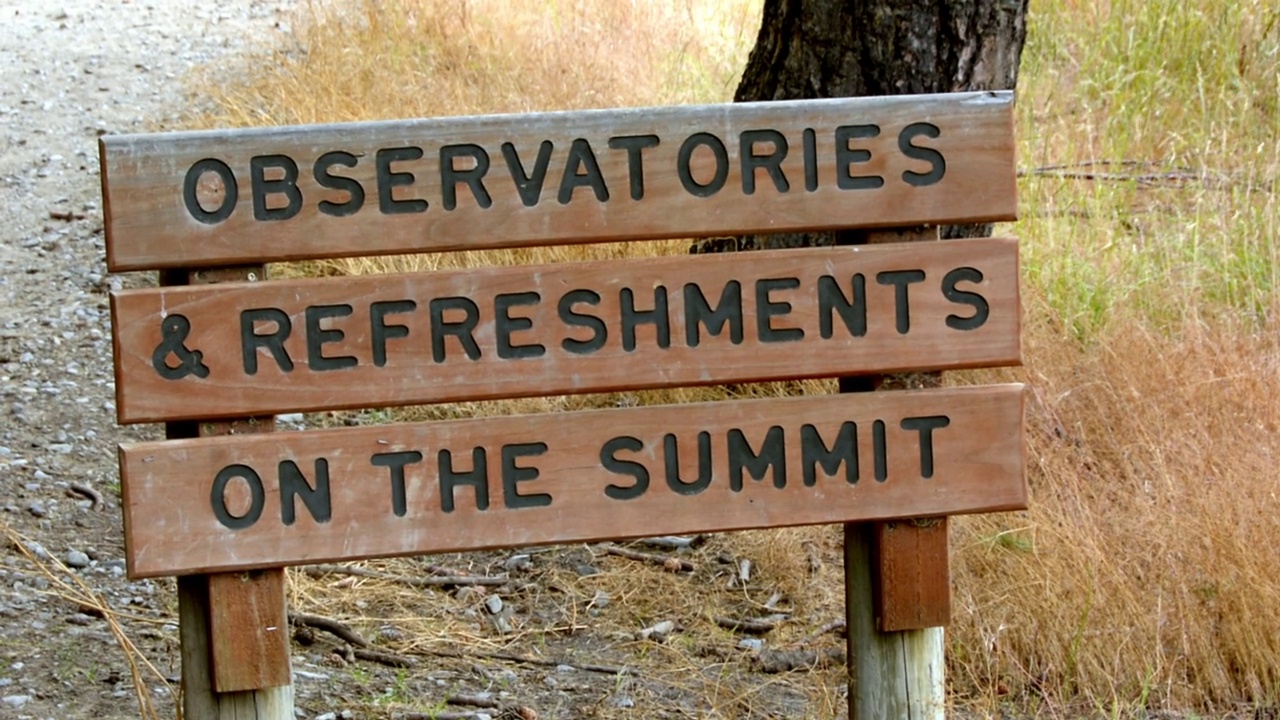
[110,237,1020,424]
[100,92,1016,271]
[118,384,1025,578]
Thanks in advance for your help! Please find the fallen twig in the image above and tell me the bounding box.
[353,646,414,668]
[303,564,509,588]
[757,647,846,673]
[804,620,847,644]
[598,543,694,572]
[714,614,788,635]
[289,612,371,647]
[66,482,103,509]
[423,647,629,676]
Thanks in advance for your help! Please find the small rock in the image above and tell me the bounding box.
[484,595,504,615]
[637,620,676,642]
[503,554,532,572]
[2,695,31,709]
[65,550,90,568]
[738,638,764,652]
[313,713,337,720]
[613,695,635,709]
[47,443,73,454]
[293,670,329,681]
[25,501,46,517]
[574,563,599,577]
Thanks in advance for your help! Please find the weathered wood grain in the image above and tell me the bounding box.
[118,384,1026,578]
[110,237,1020,424]
[100,92,1016,271]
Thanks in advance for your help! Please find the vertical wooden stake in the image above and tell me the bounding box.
[845,524,945,719]
[840,227,949,719]
[165,266,293,720]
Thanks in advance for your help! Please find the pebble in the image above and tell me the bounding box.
[65,550,90,568]
[25,501,46,517]
[484,595,504,615]
[613,695,636,709]
[2,695,31,709]
[738,638,764,652]
[314,713,336,720]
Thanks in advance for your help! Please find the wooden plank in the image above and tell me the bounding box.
[109,237,1021,424]
[209,569,291,692]
[118,384,1026,578]
[99,92,1017,271]
[873,518,950,631]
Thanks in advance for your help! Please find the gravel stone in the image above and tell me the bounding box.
[64,550,90,569]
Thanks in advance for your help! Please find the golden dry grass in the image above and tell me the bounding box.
[181,0,1280,715]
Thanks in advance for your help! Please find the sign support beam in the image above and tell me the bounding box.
[842,227,948,719]
[164,267,293,720]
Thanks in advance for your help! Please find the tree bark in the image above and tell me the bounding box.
[692,0,1028,254]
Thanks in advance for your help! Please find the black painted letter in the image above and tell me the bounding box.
[876,270,926,335]
[501,443,552,509]
[210,464,265,530]
[901,415,950,478]
[683,281,743,347]
[728,426,787,491]
[677,133,729,197]
[558,289,607,355]
[558,138,609,204]
[372,451,423,517]
[240,308,294,374]
[800,422,858,486]
[620,286,671,352]
[755,277,803,343]
[429,297,482,362]
[376,146,428,214]
[441,144,493,210]
[305,304,358,372]
[740,129,790,194]
[370,300,416,367]
[819,274,867,339]
[608,134,660,200]
[663,432,713,495]
[438,447,489,513]
[835,125,884,190]
[601,436,648,500]
[495,292,545,360]
[183,158,237,224]
[899,123,946,187]
[315,151,365,217]
[250,154,303,222]
[942,267,989,330]
[279,459,332,525]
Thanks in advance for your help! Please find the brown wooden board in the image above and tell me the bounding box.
[110,237,1020,424]
[118,384,1026,578]
[100,92,1016,272]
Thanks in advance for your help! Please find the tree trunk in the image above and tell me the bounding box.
[693,0,1028,254]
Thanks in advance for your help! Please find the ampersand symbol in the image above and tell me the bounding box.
[151,314,210,380]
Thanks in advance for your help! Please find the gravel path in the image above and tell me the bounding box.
[0,2,293,716]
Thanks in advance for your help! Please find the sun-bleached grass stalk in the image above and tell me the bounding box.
[183,0,1280,714]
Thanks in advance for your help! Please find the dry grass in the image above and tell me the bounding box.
[179,0,1280,715]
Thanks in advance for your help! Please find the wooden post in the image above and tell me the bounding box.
[841,227,949,720]
[844,523,945,719]
[163,267,293,720]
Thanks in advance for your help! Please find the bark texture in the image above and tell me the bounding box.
[693,0,1028,253]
